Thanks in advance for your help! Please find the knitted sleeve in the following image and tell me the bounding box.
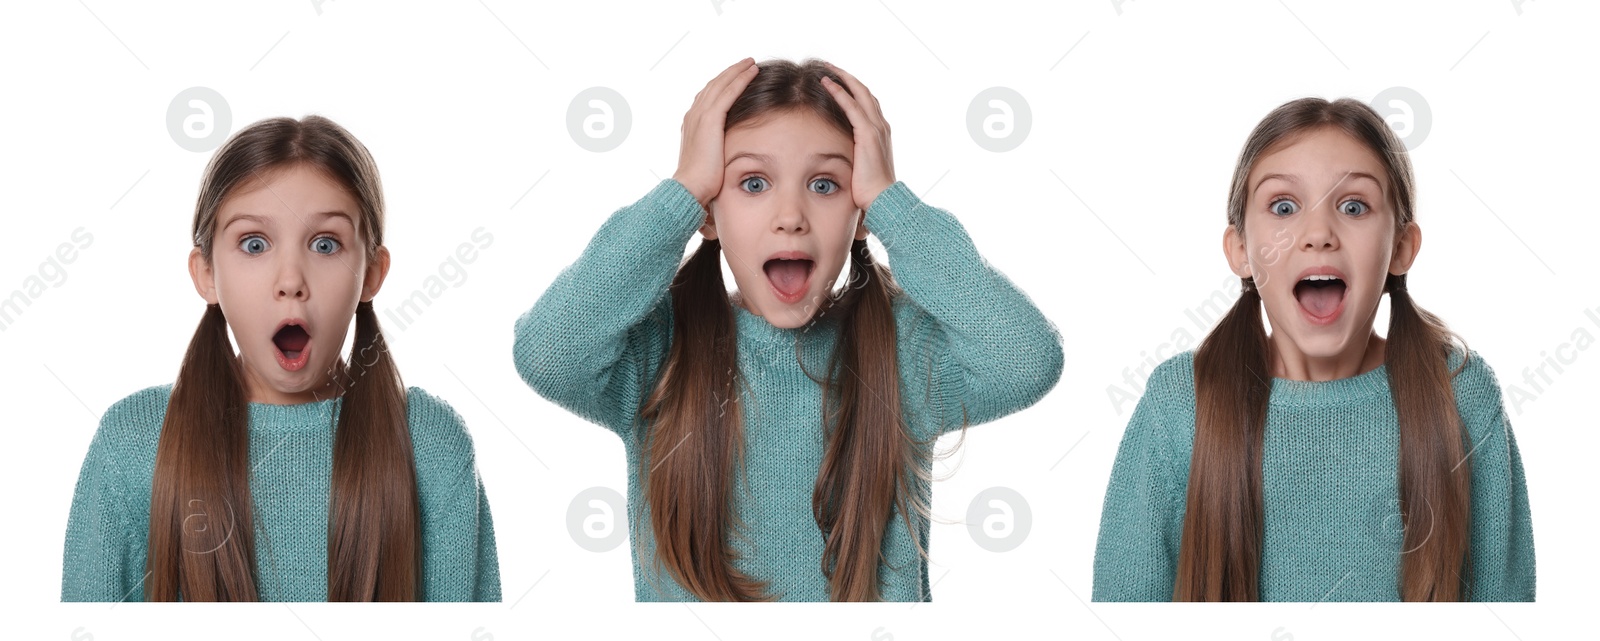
[512,179,706,436]
[866,182,1064,435]
[1452,353,1536,601]
[407,387,503,602]
[61,390,154,602]
[472,478,501,601]
[1092,354,1190,601]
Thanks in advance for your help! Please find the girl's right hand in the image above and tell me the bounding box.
[671,57,760,209]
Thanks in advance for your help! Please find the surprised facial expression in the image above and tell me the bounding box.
[191,163,386,404]
[1227,126,1418,367]
[703,109,868,329]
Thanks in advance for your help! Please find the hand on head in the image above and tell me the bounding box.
[672,58,898,223]
[817,62,896,214]
[672,58,761,209]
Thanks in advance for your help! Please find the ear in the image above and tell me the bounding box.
[1389,222,1422,276]
[698,209,718,240]
[188,247,219,305]
[1222,226,1252,279]
[853,209,869,241]
[361,245,391,303]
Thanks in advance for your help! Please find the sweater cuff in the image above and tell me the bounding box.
[864,181,919,239]
[648,178,709,239]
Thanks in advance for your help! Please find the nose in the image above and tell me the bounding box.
[772,187,808,234]
[1299,199,1340,251]
[275,256,308,301]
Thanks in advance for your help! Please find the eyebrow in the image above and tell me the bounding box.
[1253,171,1383,196]
[814,152,852,167]
[222,210,355,232]
[725,152,853,168]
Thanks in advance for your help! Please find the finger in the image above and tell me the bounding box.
[820,75,873,134]
[710,61,760,115]
[824,63,883,124]
[698,58,756,109]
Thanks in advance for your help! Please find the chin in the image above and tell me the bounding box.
[760,301,816,329]
[1285,332,1356,360]
[267,376,315,395]
[271,365,334,393]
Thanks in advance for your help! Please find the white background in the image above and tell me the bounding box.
[3,0,1595,639]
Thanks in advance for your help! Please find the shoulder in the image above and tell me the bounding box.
[1123,351,1198,451]
[404,386,479,466]
[1149,350,1197,388]
[1447,347,1502,399]
[93,384,173,451]
[74,384,172,500]
[1141,351,1198,412]
[1446,348,1514,438]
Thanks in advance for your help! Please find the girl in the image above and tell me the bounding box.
[1092,98,1534,601]
[61,116,501,601]
[514,58,1062,601]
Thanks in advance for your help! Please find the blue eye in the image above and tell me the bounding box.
[1339,199,1369,216]
[240,236,269,255]
[809,178,839,195]
[1269,199,1298,217]
[740,176,770,193]
[311,236,341,255]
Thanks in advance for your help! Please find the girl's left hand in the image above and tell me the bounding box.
[820,63,895,214]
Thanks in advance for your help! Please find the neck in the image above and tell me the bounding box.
[1268,331,1386,382]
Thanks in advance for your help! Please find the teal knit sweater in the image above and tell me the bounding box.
[61,384,502,601]
[1093,349,1535,601]
[513,179,1063,601]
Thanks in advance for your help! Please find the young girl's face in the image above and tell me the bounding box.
[1226,126,1419,372]
[189,163,388,404]
[703,109,868,329]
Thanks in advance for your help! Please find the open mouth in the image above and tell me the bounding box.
[763,255,815,305]
[1293,274,1347,325]
[272,321,312,372]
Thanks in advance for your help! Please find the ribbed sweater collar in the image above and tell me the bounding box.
[1268,363,1391,407]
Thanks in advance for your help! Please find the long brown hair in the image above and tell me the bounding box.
[1176,98,1472,601]
[637,59,933,601]
[146,116,419,601]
